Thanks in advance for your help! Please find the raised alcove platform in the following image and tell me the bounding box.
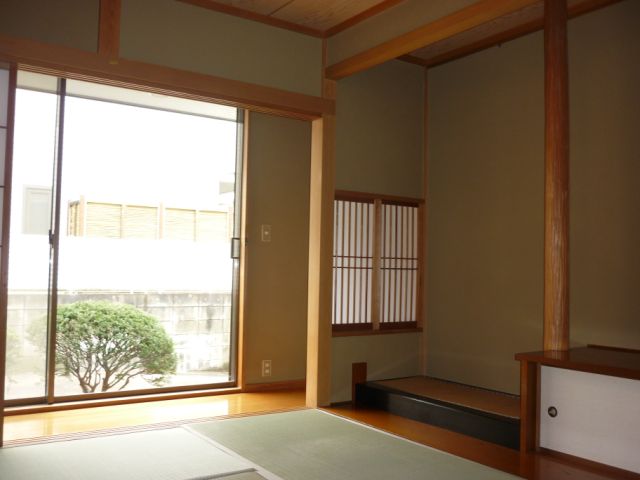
[355,376,520,450]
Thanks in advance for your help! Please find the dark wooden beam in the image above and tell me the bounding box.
[543,0,570,352]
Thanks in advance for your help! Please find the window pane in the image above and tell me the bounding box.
[5,89,57,400]
[54,89,238,396]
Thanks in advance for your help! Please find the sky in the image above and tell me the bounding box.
[9,83,240,292]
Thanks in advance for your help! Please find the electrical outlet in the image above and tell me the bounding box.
[261,224,272,242]
[262,359,272,377]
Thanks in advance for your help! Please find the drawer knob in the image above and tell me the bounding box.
[548,406,558,418]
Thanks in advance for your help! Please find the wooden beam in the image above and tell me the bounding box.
[543,0,570,352]
[0,34,333,120]
[325,0,539,80]
[98,0,121,60]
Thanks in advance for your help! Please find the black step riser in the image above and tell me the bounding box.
[356,383,520,450]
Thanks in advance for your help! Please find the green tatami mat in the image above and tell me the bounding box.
[187,409,523,480]
[0,427,255,480]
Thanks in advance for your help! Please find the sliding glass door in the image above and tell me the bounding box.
[4,71,243,402]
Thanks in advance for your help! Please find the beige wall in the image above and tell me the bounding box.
[0,0,99,52]
[427,0,639,394]
[568,0,640,349]
[331,59,424,402]
[243,112,311,384]
[120,0,322,97]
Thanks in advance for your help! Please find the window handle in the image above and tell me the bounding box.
[230,237,241,259]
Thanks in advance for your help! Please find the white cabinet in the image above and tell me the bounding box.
[539,366,640,473]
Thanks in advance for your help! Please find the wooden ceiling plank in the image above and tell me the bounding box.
[273,0,383,32]
[326,0,540,80]
[266,0,403,36]
[325,0,406,37]
[177,0,324,37]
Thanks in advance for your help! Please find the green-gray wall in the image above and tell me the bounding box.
[336,60,424,198]
[427,0,640,394]
[568,1,640,349]
[120,0,322,96]
[0,0,99,51]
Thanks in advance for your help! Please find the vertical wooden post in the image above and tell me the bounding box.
[351,362,367,405]
[371,199,382,331]
[419,68,429,375]
[236,110,250,391]
[306,41,336,408]
[307,113,335,408]
[98,0,121,61]
[519,360,539,452]
[543,0,570,352]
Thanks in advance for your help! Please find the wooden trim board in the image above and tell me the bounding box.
[0,34,333,120]
[98,0,121,59]
[243,380,306,393]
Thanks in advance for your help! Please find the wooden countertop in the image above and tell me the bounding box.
[515,345,640,381]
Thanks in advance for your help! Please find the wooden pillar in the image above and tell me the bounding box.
[419,68,429,375]
[98,0,121,61]
[306,112,335,408]
[306,40,335,408]
[543,0,570,352]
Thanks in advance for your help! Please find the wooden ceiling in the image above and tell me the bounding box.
[178,0,405,37]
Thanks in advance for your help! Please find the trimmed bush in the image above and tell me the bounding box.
[56,301,177,393]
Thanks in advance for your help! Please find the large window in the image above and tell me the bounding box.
[4,71,244,402]
[332,191,423,333]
